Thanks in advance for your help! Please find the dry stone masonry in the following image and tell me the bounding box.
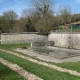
[1,32,47,44]
[1,32,80,49]
[48,32,80,49]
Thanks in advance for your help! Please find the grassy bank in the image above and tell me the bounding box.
[0,50,80,80]
[0,63,24,80]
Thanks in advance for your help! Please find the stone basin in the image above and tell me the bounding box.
[33,47,80,59]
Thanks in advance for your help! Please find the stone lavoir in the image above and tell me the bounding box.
[48,32,80,49]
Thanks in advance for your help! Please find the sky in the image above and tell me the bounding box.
[0,0,80,16]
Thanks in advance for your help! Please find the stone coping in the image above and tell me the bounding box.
[1,32,39,35]
[50,32,80,34]
[48,46,80,53]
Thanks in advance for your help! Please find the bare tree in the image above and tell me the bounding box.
[30,0,55,35]
[35,13,58,35]
[3,10,18,21]
[21,9,32,18]
[12,17,27,32]
[3,10,18,32]
[71,13,80,22]
[59,5,72,24]
[31,0,55,16]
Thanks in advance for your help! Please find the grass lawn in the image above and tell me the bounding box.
[0,43,80,72]
[0,44,80,79]
[0,44,80,72]
[0,63,24,80]
[0,43,30,50]
[0,50,80,80]
[55,61,80,72]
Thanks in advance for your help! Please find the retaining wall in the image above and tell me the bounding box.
[48,32,80,49]
[1,32,47,44]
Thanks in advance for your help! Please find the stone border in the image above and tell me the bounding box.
[1,32,39,35]
[50,31,80,34]
[0,58,43,80]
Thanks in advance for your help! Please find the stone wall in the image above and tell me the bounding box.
[48,32,80,49]
[1,32,47,44]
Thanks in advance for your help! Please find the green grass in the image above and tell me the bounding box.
[0,43,80,73]
[0,43,30,50]
[0,63,24,80]
[55,62,80,72]
[1,43,80,79]
[0,43,50,65]
[0,51,80,80]
[0,43,50,63]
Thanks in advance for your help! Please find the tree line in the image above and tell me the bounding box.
[0,0,80,35]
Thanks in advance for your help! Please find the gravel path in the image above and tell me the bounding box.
[0,58,43,80]
[0,49,80,77]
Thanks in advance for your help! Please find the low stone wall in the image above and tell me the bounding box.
[48,32,80,49]
[1,32,47,44]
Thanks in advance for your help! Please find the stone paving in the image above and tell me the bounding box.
[15,48,80,63]
[16,48,62,63]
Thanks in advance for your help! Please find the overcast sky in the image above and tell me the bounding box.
[0,0,80,16]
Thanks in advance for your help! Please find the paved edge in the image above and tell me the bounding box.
[0,49,80,77]
[0,58,43,80]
